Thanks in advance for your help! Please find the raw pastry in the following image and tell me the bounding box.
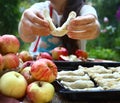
[58,69,85,76]
[61,80,94,89]
[43,9,76,37]
[57,74,90,82]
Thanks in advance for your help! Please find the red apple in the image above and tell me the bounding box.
[36,52,53,60]
[0,34,20,55]
[3,53,19,70]
[0,54,4,71]
[20,66,35,84]
[27,81,55,103]
[51,46,68,60]
[75,49,88,59]
[22,60,34,69]
[18,51,33,62]
[31,58,58,83]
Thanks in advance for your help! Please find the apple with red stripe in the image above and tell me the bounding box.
[0,34,20,55]
[27,81,55,103]
[30,58,58,83]
[0,54,4,71]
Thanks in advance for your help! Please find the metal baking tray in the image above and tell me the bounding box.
[53,61,120,101]
[54,61,120,71]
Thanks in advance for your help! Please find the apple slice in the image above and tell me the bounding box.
[60,55,81,61]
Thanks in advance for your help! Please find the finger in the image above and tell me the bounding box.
[68,21,96,31]
[70,15,95,26]
[68,25,98,40]
[24,9,49,27]
[22,18,50,36]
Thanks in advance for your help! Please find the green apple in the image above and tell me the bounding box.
[27,81,55,103]
[0,71,27,99]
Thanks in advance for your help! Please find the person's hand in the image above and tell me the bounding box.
[0,93,19,103]
[19,8,51,42]
[67,14,100,40]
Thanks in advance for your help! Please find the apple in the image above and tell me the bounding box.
[20,66,35,84]
[22,60,34,70]
[51,46,68,60]
[0,71,27,99]
[3,53,19,70]
[0,34,20,55]
[27,81,55,103]
[75,49,88,59]
[18,51,33,62]
[0,54,4,71]
[31,58,58,83]
[36,52,53,60]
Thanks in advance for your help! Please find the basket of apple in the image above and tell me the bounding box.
[0,34,58,103]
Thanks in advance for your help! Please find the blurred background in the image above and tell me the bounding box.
[0,0,120,61]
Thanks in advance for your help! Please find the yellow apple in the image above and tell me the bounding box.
[27,81,55,103]
[0,71,27,99]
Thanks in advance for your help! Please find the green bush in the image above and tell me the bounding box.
[0,0,20,35]
[88,47,120,61]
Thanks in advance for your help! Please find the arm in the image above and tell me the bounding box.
[18,3,51,43]
[67,5,100,40]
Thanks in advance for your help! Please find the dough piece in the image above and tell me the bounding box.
[94,78,120,89]
[51,11,76,37]
[86,65,112,74]
[109,66,120,72]
[43,9,56,31]
[43,9,76,37]
[91,73,120,79]
[57,74,90,82]
[110,82,120,89]
[68,86,104,91]
[61,80,94,89]
[58,69,85,76]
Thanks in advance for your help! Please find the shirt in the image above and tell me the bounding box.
[29,1,98,56]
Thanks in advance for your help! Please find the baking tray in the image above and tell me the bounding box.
[53,61,120,101]
[54,61,120,71]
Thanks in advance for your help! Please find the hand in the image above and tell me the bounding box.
[67,15,100,40]
[0,93,19,103]
[19,8,51,42]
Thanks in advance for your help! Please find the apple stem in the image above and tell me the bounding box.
[38,82,42,87]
